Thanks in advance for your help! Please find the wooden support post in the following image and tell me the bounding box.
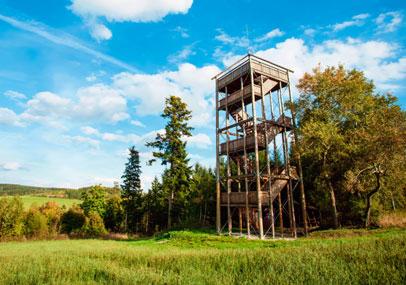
[237,160,243,236]
[215,82,221,234]
[278,81,297,238]
[249,57,264,239]
[259,75,275,239]
[270,91,284,237]
[287,72,308,236]
[241,77,251,238]
[225,86,232,236]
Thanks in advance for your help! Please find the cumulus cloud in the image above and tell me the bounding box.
[74,84,129,123]
[5,85,129,128]
[256,28,284,42]
[222,37,406,90]
[186,133,212,149]
[332,13,370,31]
[113,63,220,126]
[4,90,26,100]
[69,0,193,40]
[0,108,23,126]
[375,11,403,33]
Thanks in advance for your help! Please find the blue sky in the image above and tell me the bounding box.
[0,0,405,189]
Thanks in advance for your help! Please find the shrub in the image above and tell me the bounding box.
[80,212,107,237]
[39,202,63,236]
[24,207,49,239]
[0,197,24,239]
[60,205,86,234]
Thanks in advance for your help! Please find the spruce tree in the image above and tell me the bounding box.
[146,96,193,228]
[121,146,143,232]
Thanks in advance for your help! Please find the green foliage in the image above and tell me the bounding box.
[147,96,193,228]
[0,229,404,284]
[104,195,125,232]
[60,205,86,234]
[80,212,107,237]
[121,146,143,232]
[296,65,406,227]
[80,185,107,217]
[39,202,63,236]
[0,197,24,239]
[24,207,49,239]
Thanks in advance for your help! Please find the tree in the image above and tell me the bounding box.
[121,146,143,232]
[296,65,406,227]
[80,185,107,217]
[146,95,193,228]
[104,195,125,232]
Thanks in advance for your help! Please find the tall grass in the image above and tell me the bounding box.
[0,229,405,284]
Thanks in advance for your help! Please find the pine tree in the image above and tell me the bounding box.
[121,146,143,232]
[146,96,193,228]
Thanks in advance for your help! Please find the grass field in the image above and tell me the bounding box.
[4,195,81,209]
[0,229,404,284]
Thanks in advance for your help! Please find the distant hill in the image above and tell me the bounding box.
[0,184,76,196]
[0,183,120,199]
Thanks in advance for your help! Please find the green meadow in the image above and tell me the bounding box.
[0,229,404,285]
[4,195,81,209]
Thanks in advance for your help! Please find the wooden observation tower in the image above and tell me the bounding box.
[214,54,308,239]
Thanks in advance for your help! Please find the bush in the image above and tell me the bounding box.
[0,197,24,239]
[39,202,63,236]
[80,212,107,237]
[24,207,49,239]
[60,205,86,234]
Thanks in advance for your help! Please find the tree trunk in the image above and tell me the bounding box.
[168,190,173,229]
[365,173,381,228]
[327,180,339,228]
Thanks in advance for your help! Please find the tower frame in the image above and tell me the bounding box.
[214,54,308,239]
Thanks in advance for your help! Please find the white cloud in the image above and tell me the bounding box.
[256,28,284,42]
[223,37,406,90]
[0,162,22,171]
[186,133,212,149]
[89,22,112,41]
[168,45,196,64]
[376,11,403,33]
[113,63,220,126]
[4,90,26,100]
[333,13,370,31]
[0,108,23,126]
[81,126,100,135]
[25,91,71,116]
[304,28,316,37]
[0,13,137,72]
[173,26,189,38]
[70,0,193,22]
[215,29,250,48]
[130,120,146,128]
[74,84,129,123]
[64,135,100,149]
[70,0,193,40]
